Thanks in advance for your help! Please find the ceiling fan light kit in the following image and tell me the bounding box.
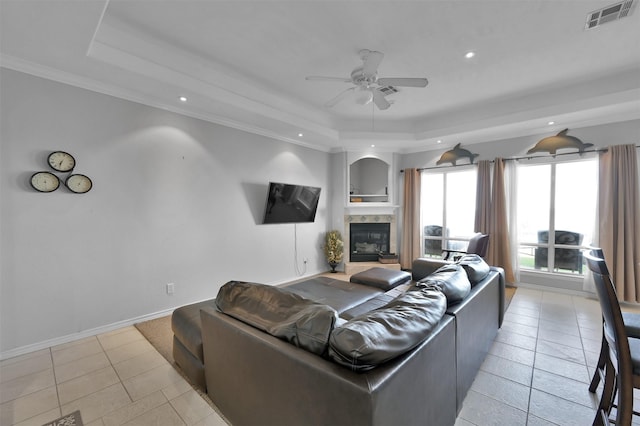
[306,49,428,110]
[355,86,374,105]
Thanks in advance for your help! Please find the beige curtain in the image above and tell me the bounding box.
[401,168,421,269]
[475,160,492,234]
[598,144,640,302]
[488,158,516,283]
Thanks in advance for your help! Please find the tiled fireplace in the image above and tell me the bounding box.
[344,214,399,275]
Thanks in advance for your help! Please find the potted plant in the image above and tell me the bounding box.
[324,230,344,273]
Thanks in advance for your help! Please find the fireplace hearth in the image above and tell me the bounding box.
[349,222,391,262]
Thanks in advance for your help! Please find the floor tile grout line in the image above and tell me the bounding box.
[524,291,541,425]
[99,333,134,405]
[458,388,529,424]
[50,332,137,423]
[13,349,62,426]
[166,397,190,426]
[576,294,604,411]
[95,329,138,415]
[49,346,63,416]
[507,290,598,423]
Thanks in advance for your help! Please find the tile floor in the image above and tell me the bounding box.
[1,286,639,425]
[0,326,226,426]
[456,287,640,426]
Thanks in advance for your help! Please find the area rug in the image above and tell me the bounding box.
[134,316,228,423]
[42,410,83,426]
[134,315,174,365]
[505,285,516,311]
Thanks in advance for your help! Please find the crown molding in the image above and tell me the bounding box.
[1,54,340,152]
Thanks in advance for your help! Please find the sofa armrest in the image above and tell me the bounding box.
[491,266,506,327]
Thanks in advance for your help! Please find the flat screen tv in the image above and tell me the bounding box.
[262,182,321,224]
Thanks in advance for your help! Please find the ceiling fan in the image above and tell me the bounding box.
[305,49,428,110]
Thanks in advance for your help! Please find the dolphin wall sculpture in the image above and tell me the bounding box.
[436,143,479,166]
[527,129,593,155]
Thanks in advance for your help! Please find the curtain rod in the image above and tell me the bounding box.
[400,144,640,173]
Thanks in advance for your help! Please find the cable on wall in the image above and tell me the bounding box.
[293,223,307,276]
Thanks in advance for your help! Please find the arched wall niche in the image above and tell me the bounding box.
[347,152,392,204]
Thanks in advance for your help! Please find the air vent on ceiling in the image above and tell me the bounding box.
[379,86,398,96]
[585,0,634,29]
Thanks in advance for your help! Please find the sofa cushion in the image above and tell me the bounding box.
[216,281,338,356]
[283,277,382,314]
[417,264,471,305]
[328,286,446,371]
[349,267,411,290]
[456,254,491,285]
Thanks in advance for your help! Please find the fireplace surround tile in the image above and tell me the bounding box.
[343,214,398,275]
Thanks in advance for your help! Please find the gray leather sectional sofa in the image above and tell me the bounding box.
[192,257,505,426]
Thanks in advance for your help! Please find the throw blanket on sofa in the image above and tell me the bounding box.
[216,280,448,373]
[216,281,338,356]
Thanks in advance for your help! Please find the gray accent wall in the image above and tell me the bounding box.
[0,69,331,356]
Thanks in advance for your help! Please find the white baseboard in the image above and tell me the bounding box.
[0,308,175,361]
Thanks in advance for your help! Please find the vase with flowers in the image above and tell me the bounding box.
[323,230,344,273]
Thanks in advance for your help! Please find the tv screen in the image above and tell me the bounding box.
[262,182,321,224]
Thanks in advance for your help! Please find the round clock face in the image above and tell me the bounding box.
[65,174,92,194]
[30,171,60,192]
[48,151,75,172]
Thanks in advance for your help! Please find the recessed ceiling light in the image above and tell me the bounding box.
[371,144,375,148]
[437,140,442,144]
[179,96,187,102]
[465,51,475,59]
[548,121,555,125]
[298,133,304,137]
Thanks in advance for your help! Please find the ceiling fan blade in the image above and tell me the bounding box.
[362,50,384,76]
[306,76,352,83]
[324,87,355,108]
[377,77,428,87]
[372,89,391,110]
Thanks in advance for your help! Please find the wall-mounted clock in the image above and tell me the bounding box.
[65,174,92,194]
[48,151,75,172]
[30,171,60,192]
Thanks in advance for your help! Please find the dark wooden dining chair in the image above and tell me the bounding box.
[589,249,640,396]
[584,251,640,425]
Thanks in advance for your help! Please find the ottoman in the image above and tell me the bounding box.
[349,267,411,290]
[171,299,217,390]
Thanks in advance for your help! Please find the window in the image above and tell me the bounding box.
[420,169,477,257]
[517,159,597,275]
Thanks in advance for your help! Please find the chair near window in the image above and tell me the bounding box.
[442,232,489,261]
[423,225,444,257]
[585,250,640,425]
[534,230,584,273]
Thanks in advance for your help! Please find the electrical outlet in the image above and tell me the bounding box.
[166,283,175,295]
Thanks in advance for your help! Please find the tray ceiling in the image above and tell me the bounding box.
[1,0,639,152]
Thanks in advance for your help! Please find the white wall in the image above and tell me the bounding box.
[0,69,331,356]
[400,120,640,170]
